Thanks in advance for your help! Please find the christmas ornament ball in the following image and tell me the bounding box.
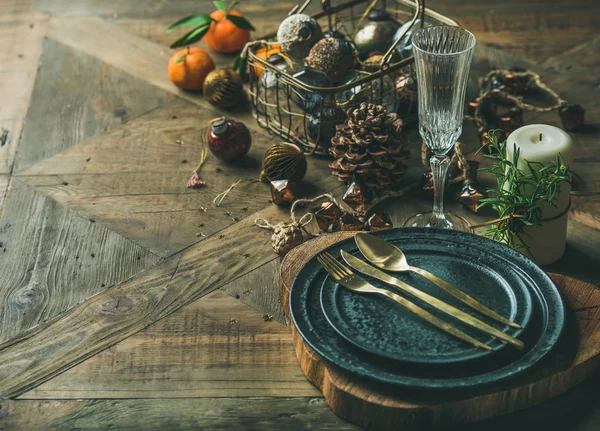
[203,68,244,109]
[307,106,346,148]
[260,142,307,182]
[207,117,252,162]
[277,14,322,61]
[306,36,357,82]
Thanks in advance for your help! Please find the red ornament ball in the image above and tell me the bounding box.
[207,117,252,162]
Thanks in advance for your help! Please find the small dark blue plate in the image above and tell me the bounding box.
[289,228,566,390]
[319,234,533,364]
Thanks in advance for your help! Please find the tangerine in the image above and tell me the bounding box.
[253,44,282,77]
[204,9,250,54]
[168,48,215,91]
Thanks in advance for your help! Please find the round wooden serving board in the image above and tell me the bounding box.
[279,232,600,429]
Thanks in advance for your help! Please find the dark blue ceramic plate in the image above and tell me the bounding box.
[320,235,533,364]
[289,228,566,390]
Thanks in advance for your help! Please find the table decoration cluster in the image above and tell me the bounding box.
[161,0,596,426]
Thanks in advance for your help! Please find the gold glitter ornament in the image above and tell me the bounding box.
[260,143,308,183]
[203,68,245,109]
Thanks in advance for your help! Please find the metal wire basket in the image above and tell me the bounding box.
[246,0,457,155]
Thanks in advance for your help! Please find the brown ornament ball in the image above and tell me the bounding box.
[203,68,245,109]
[306,36,357,82]
[260,143,307,183]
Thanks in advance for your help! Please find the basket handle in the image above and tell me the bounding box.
[380,0,424,69]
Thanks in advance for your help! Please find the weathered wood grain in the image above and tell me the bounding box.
[0,175,8,211]
[0,204,287,399]
[46,17,206,112]
[221,259,287,325]
[0,19,47,122]
[17,98,340,257]
[15,38,176,172]
[0,180,161,346]
[21,290,318,399]
[0,15,47,177]
[280,233,600,429]
[0,397,359,430]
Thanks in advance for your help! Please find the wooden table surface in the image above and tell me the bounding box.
[0,0,598,429]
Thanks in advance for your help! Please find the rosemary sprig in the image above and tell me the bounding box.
[476,129,577,256]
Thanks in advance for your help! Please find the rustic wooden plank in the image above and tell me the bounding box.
[0,19,48,120]
[46,17,205,110]
[0,204,285,398]
[0,397,359,430]
[15,37,176,172]
[0,179,161,345]
[22,290,318,399]
[33,0,292,19]
[5,373,600,431]
[0,175,8,211]
[17,98,340,257]
[0,17,47,175]
[221,259,287,325]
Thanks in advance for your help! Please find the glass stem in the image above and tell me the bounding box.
[431,154,450,225]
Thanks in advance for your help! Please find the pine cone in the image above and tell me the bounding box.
[329,103,410,191]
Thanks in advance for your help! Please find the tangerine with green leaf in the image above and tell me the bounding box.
[204,9,253,54]
[168,48,215,91]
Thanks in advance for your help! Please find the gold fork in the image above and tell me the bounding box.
[317,252,492,351]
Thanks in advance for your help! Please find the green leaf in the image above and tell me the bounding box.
[167,14,213,32]
[214,0,227,12]
[233,54,247,81]
[169,25,211,48]
[226,14,255,31]
[174,54,187,63]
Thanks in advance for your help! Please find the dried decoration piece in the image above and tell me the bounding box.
[260,143,307,182]
[458,161,487,213]
[466,68,582,145]
[342,180,370,214]
[498,107,524,135]
[203,68,245,109]
[459,182,487,214]
[186,173,206,189]
[334,213,365,232]
[329,103,410,192]
[186,147,209,189]
[559,104,585,132]
[314,201,341,230]
[270,180,297,206]
[256,194,333,256]
[366,213,393,231]
[422,169,434,193]
[271,222,303,255]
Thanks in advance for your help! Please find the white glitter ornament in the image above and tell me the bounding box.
[277,14,322,61]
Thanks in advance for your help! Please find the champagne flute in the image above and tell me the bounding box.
[404,26,476,231]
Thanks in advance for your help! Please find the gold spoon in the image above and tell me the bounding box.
[354,233,522,329]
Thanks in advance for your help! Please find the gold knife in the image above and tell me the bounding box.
[341,250,524,350]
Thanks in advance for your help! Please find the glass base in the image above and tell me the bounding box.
[403,212,471,232]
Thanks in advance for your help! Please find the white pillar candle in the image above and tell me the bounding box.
[506,124,574,265]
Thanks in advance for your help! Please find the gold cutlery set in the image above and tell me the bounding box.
[317,233,524,351]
